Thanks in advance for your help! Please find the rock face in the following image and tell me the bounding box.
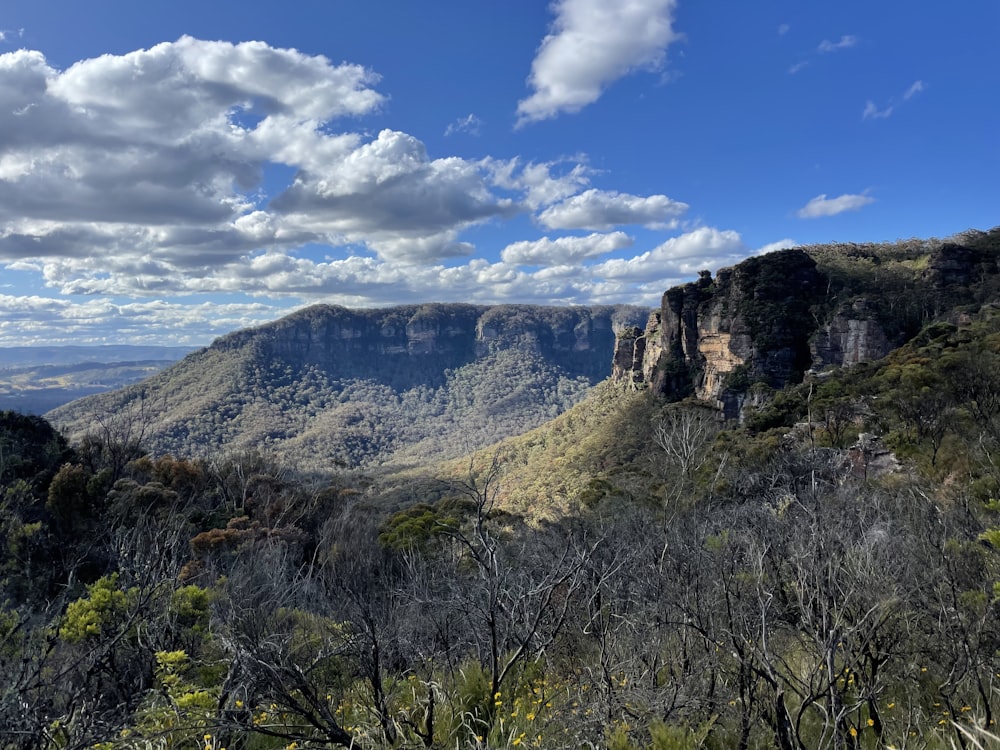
[811,299,891,368]
[216,303,649,388]
[611,327,646,385]
[633,251,823,416]
[612,228,1000,418]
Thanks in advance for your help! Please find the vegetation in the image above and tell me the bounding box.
[5,230,1000,749]
[46,305,648,472]
[6,299,1000,748]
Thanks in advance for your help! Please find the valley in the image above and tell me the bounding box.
[3,228,1000,750]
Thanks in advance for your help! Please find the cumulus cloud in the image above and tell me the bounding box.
[0,39,537,277]
[818,35,858,53]
[0,36,761,344]
[797,192,874,219]
[500,231,633,265]
[537,188,688,230]
[591,227,746,281]
[516,0,679,125]
[269,129,517,261]
[487,157,592,210]
[4,221,753,337]
[0,39,385,264]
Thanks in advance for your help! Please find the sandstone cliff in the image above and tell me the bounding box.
[614,228,1000,417]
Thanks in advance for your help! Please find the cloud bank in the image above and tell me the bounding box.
[0,36,765,345]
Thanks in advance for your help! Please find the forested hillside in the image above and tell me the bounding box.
[6,308,1000,749]
[4,229,1000,750]
[46,304,648,470]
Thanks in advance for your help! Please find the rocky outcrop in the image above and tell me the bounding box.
[811,299,891,367]
[613,228,1000,418]
[634,251,822,415]
[612,327,646,385]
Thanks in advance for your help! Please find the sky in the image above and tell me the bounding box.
[0,1,997,347]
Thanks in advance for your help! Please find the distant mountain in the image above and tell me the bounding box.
[0,345,195,368]
[46,304,649,470]
[0,346,194,414]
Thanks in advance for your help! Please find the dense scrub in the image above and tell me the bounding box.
[5,304,1000,750]
[8,231,1000,749]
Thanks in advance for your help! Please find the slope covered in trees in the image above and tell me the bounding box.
[46,304,648,471]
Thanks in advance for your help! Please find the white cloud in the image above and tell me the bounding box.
[797,192,874,219]
[0,292,285,346]
[537,188,688,230]
[500,231,633,265]
[0,41,530,273]
[2,223,754,334]
[0,39,387,264]
[903,80,924,100]
[818,35,858,53]
[0,37,765,345]
[788,61,808,75]
[757,239,797,255]
[778,24,790,36]
[516,0,679,125]
[445,113,482,136]
[487,157,592,210]
[862,100,893,120]
[269,129,517,261]
[592,227,746,281]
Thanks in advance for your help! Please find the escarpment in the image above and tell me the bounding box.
[50,302,650,469]
[614,228,1000,418]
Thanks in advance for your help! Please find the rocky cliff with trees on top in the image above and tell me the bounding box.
[613,227,1000,417]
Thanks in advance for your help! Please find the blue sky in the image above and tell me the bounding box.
[0,0,997,346]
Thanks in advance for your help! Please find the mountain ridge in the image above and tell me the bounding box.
[46,303,649,470]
